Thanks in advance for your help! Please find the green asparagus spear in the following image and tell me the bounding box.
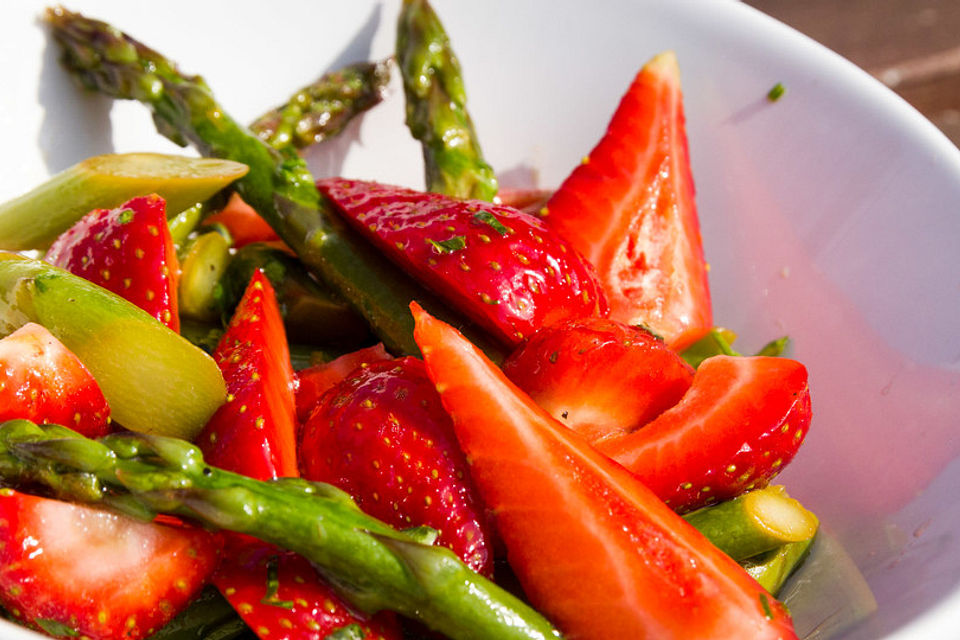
[0,420,560,640]
[684,486,819,562]
[148,587,251,640]
[743,536,816,596]
[0,153,247,251]
[397,0,498,201]
[250,59,391,151]
[179,231,233,323]
[47,7,503,361]
[0,253,225,439]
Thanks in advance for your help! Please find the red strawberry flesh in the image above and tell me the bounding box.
[0,323,111,436]
[502,317,694,442]
[300,356,493,575]
[197,270,298,480]
[596,355,812,513]
[318,178,607,346]
[45,193,181,332]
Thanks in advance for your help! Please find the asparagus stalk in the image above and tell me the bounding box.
[0,253,225,439]
[178,231,233,323]
[743,536,816,597]
[250,59,391,151]
[684,486,819,562]
[0,153,247,251]
[47,7,504,361]
[0,420,560,640]
[397,0,498,201]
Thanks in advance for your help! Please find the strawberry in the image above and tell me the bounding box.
[299,357,493,576]
[501,317,694,442]
[0,323,110,437]
[595,355,812,513]
[45,194,181,332]
[213,538,401,640]
[543,51,711,350]
[201,191,285,250]
[317,177,607,346]
[0,489,219,640]
[295,343,392,423]
[410,302,798,640]
[197,270,298,480]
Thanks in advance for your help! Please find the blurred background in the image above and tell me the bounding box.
[746,0,960,146]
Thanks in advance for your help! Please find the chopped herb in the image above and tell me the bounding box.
[755,335,789,357]
[473,211,511,236]
[324,624,366,640]
[260,555,295,609]
[36,619,79,637]
[427,235,467,254]
[759,593,774,620]
[767,82,786,102]
[117,208,135,224]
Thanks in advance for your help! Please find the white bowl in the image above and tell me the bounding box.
[3,1,960,638]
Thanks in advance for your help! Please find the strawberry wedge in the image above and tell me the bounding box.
[544,51,711,350]
[411,303,797,640]
[45,194,181,332]
[596,355,812,513]
[0,490,219,640]
[0,323,111,437]
[319,178,607,346]
[197,270,298,480]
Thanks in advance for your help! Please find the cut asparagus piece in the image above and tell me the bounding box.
[0,253,225,439]
[684,486,819,561]
[250,59,391,150]
[397,0,498,201]
[179,231,232,323]
[0,153,247,251]
[743,537,816,596]
[47,7,504,361]
[0,420,560,640]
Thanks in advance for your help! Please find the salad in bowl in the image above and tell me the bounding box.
[2,1,960,639]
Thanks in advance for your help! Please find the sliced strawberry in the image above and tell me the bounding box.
[543,51,711,350]
[214,538,401,640]
[318,178,607,346]
[410,303,797,640]
[45,194,181,332]
[299,357,493,576]
[202,192,285,250]
[197,270,298,480]
[501,317,693,442]
[295,343,392,423]
[0,489,219,640]
[595,355,812,513]
[0,323,110,437]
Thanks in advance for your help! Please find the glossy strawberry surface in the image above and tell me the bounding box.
[502,317,693,442]
[300,356,493,575]
[0,490,219,640]
[318,177,607,346]
[0,323,110,437]
[596,355,812,513]
[45,194,181,332]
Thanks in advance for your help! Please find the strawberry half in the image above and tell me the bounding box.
[0,489,219,640]
[501,317,694,442]
[295,343,392,423]
[45,194,181,332]
[543,51,711,350]
[318,178,607,346]
[410,303,797,640]
[0,323,110,437]
[299,357,493,576]
[213,539,401,640]
[197,270,298,480]
[596,355,812,513]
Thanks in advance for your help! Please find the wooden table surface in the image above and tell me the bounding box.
[745,0,960,146]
